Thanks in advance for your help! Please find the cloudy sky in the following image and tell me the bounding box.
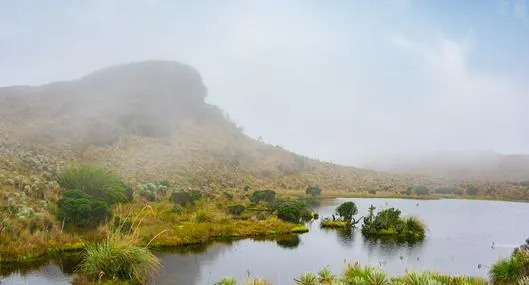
[1,0,528,165]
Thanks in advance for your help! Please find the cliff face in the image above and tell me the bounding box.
[0,61,210,145]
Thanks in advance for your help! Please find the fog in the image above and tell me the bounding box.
[1,0,528,166]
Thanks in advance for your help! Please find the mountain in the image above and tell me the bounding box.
[0,60,421,193]
[364,150,529,182]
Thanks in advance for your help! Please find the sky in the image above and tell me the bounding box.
[0,0,528,165]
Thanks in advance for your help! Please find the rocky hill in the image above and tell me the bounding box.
[0,61,422,193]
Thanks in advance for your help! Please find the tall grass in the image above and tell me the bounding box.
[219,263,489,285]
[78,206,164,284]
[490,251,529,285]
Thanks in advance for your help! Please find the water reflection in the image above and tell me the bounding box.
[275,235,301,249]
[0,255,81,278]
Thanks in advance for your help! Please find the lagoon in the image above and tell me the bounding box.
[2,198,528,284]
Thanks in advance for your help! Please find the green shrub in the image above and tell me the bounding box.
[305,186,322,197]
[276,200,312,223]
[57,164,130,204]
[368,189,377,194]
[361,207,426,241]
[227,204,246,216]
[56,190,112,229]
[249,190,276,204]
[170,191,195,206]
[336,201,358,222]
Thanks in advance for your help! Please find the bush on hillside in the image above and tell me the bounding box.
[56,190,112,229]
[227,204,245,216]
[170,191,195,206]
[305,186,322,197]
[249,190,276,204]
[58,164,131,204]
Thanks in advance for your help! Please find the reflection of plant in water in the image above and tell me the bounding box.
[275,234,301,249]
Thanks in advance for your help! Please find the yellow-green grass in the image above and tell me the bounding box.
[0,199,307,263]
[320,220,349,229]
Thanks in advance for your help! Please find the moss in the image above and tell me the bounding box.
[320,220,349,229]
[291,225,309,233]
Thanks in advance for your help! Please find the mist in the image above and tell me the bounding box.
[1,0,528,166]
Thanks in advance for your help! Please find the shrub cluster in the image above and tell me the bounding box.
[275,200,312,224]
[56,164,131,228]
[361,207,426,241]
[249,189,277,203]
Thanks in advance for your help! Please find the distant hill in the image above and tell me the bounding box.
[364,150,529,182]
[0,60,422,193]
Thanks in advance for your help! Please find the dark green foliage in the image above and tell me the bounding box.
[57,164,130,204]
[405,187,413,195]
[243,185,250,192]
[368,190,376,194]
[170,191,195,206]
[361,207,425,241]
[305,186,322,197]
[249,189,276,203]
[56,190,112,228]
[336,201,358,222]
[227,204,245,216]
[412,185,430,195]
[276,200,312,223]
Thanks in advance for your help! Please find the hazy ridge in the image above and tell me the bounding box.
[0,61,527,197]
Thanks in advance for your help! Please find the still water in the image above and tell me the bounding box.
[2,198,528,284]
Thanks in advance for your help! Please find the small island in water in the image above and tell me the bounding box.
[320,202,426,242]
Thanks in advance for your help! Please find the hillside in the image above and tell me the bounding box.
[365,151,529,182]
[0,60,421,194]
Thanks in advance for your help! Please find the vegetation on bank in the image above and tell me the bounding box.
[0,164,311,264]
[218,262,489,285]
